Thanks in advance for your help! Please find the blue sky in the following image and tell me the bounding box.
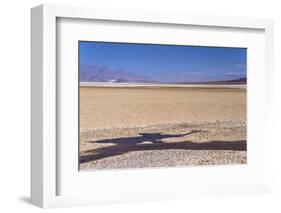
[79,41,247,82]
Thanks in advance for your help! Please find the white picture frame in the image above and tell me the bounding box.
[31,4,274,208]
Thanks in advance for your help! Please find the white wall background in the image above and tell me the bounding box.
[0,0,280,212]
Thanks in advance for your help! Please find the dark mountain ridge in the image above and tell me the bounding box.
[176,77,247,85]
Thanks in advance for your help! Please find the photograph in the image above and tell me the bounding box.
[79,41,247,171]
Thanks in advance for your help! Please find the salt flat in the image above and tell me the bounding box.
[80,82,246,89]
[79,86,246,170]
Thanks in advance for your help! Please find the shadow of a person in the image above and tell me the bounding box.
[94,130,203,145]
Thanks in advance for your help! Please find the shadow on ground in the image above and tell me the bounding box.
[18,196,31,205]
[80,130,246,164]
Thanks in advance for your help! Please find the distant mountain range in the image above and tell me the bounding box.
[80,64,246,85]
[175,77,247,85]
[80,64,155,83]
[206,77,247,85]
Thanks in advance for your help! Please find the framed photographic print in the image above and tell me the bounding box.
[31,4,274,208]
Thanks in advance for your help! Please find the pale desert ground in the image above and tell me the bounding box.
[79,86,246,170]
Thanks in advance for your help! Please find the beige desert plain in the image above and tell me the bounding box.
[79,85,246,170]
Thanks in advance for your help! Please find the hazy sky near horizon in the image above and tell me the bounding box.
[79,41,247,82]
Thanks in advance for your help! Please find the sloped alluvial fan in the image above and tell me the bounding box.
[79,64,155,83]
